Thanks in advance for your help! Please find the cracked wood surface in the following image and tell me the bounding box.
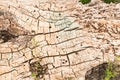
[0,0,120,80]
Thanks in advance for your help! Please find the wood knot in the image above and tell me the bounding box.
[0,10,32,45]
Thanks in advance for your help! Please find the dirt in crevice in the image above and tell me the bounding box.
[29,61,48,79]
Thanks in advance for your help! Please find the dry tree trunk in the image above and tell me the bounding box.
[0,0,120,80]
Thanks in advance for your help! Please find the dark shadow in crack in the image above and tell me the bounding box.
[0,30,18,43]
[85,63,120,80]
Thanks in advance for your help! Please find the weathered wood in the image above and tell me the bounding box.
[0,0,120,80]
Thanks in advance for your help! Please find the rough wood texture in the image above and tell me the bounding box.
[0,10,32,50]
[0,0,120,80]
